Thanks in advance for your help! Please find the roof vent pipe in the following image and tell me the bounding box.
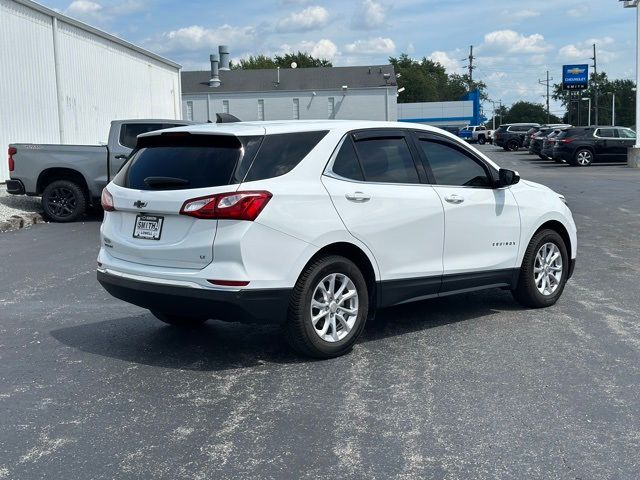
[209,54,220,87]
[218,45,230,71]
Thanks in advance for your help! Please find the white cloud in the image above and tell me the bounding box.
[501,9,540,22]
[66,0,145,21]
[154,25,257,53]
[351,0,387,30]
[558,37,616,62]
[568,5,590,17]
[344,37,395,55]
[66,0,102,16]
[280,39,338,60]
[480,30,552,54]
[276,6,330,32]
[428,51,461,73]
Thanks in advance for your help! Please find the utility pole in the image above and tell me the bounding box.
[591,43,599,125]
[467,45,475,90]
[538,70,553,124]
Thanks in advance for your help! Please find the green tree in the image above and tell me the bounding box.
[389,53,488,103]
[231,52,332,70]
[486,102,561,126]
[552,71,636,127]
[274,52,332,68]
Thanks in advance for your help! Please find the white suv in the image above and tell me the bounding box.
[98,120,577,358]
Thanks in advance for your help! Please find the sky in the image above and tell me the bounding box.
[43,0,638,118]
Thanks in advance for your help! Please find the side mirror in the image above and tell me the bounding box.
[498,168,520,187]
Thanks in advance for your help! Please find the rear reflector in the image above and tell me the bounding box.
[181,191,272,221]
[101,188,115,211]
[8,147,16,172]
[207,279,250,287]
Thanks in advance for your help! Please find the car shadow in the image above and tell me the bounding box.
[50,289,522,371]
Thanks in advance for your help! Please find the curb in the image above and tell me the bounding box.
[0,212,46,233]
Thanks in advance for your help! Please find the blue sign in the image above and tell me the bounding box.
[562,64,589,91]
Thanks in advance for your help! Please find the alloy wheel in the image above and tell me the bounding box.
[534,242,563,296]
[46,187,77,218]
[576,150,592,166]
[310,273,359,343]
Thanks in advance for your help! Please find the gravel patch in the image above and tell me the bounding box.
[0,184,45,232]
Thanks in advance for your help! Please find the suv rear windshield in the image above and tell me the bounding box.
[113,130,328,190]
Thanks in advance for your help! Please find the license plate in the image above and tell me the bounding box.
[133,214,164,240]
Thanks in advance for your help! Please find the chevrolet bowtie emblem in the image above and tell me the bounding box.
[133,200,147,208]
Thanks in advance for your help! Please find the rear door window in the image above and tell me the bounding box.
[353,137,420,184]
[331,137,364,181]
[241,131,328,182]
[114,134,260,190]
[119,123,187,149]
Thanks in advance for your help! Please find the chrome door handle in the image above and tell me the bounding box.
[345,191,371,202]
[444,194,464,204]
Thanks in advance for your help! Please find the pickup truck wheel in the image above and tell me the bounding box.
[477,136,486,145]
[42,179,87,222]
[150,311,208,327]
[507,140,520,151]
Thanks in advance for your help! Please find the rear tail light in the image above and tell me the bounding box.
[8,147,16,172]
[180,191,272,221]
[560,138,574,144]
[101,188,115,211]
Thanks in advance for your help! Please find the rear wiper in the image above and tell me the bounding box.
[143,176,190,188]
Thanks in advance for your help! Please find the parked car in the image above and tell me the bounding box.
[524,124,571,149]
[6,119,194,222]
[458,125,490,144]
[494,123,540,151]
[529,128,552,157]
[553,126,637,166]
[486,129,494,144]
[97,120,577,358]
[541,131,562,161]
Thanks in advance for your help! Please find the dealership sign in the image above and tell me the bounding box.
[562,64,589,91]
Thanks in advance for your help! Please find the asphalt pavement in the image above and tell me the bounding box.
[1,145,640,479]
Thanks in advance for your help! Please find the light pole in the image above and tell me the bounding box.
[620,0,640,166]
[489,99,502,130]
[607,92,616,126]
[581,97,592,126]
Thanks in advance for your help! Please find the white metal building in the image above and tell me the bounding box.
[0,0,182,181]
[181,62,397,124]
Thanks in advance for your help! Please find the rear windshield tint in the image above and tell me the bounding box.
[113,134,261,190]
[240,131,328,182]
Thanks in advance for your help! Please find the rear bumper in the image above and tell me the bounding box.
[97,270,291,324]
[5,179,25,195]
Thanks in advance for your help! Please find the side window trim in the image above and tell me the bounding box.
[594,129,618,139]
[411,131,497,188]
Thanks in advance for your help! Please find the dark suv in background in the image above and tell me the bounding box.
[553,126,636,166]
[494,123,540,151]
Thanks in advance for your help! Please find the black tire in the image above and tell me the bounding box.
[574,148,593,167]
[150,310,208,327]
[507,140,519,151]
[41,179,86,222]
[512,229,569,308]
[285,255,369,359]
[477,136,486,145]
[553,157,564,164]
